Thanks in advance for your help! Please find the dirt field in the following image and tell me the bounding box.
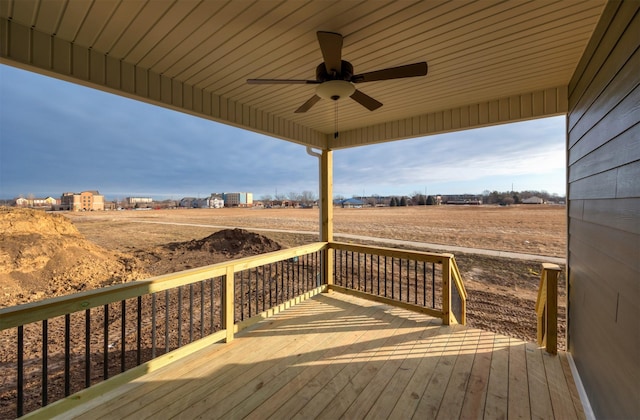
[1,205,567,417]
[62,205,567,345]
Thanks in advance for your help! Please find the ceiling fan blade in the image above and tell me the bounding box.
[317,31,343,74]
[350,89,382,111]
[351,62,428,83]
[295,95,321,113]
[247,79,319,84]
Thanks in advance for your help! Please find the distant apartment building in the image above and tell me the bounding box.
[60,191,105,211]
[222,192,253,207]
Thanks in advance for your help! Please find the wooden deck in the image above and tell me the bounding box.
[53,292,585,419]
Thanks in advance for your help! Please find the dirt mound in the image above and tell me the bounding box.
[171,228,282,255]
[0,207,147,307]
[137,229,283,276]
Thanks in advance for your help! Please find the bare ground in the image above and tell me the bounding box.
[1,205,566,418]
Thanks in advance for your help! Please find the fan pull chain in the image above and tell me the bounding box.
[334,100,339,139]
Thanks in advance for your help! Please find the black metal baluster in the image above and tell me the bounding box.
[17,325,24,418]
[151,293,157,358]
[357,252,361,290]
[214,278,215,333]
[189,284,194,343]
[85,309,91,388]
[377,255,380,295]
[407,259,411,302]
[178,287,183,347]
[414,260,418,305]
[255,268,259,316]
[165,290,170,353]
[275,263,279,306]
[262,267,266,312]
[64,314,70,396]
[137,296,142,365]
[200,281,205,338]
[432,263,436,308]
[398,258,402,301]
[423,262,427,307]
[121,300,126,372]
[392,258,396,299]
[104,304,109,380]
[364,253,368,292]
[350,251,354,289]
[240,270,245,321]
[384,256,388,297]
[268,263,273,308]
[42,320,48,407]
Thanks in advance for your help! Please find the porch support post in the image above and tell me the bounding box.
[320,149,334,286]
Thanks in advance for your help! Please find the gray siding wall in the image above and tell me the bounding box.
[567,1,639,418]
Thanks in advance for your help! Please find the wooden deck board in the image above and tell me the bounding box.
[49,292,584,420]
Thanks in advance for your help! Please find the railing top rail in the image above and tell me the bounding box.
[329,241,452,264]
[0,242,328,330]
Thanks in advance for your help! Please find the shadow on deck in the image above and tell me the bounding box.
[51,292,585,419]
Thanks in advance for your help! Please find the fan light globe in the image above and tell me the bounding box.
[316,80,355,101]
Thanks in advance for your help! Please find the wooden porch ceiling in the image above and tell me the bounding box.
[0,1,606,149]
[54,293,585,419]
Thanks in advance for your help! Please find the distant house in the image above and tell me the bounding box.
[179,197,197,208]
[208,195,224,208]
[336,198,364,208]
[14,196,58,208]
[522,196,544,204]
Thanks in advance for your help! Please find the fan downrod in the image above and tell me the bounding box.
[316,60,354,82]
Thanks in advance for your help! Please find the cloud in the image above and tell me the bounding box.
[1,64,565,200]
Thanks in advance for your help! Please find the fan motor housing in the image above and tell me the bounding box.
[316,60,354,82]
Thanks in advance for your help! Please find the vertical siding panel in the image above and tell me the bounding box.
[121,61,135,94]
[193,87,202,113]
[532,90,544,116]
[72,44,89,80]
[183,84,193,111]
[105,56,120,89]
[135,66,148,97]
[52,37,71,75]
[148,71,160,101]
[31,30,51,68]
[521,93,533,119]
[160,76,171,105]
[89,49,105,85]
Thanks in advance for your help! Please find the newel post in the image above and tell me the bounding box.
[223,266,235,342]
[540,263,560,354]
[442,256,451,325]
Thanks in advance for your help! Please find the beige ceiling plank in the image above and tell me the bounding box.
[136,1,229,73]
[34,0,66,34]
[131,0,210,68]
[73,0,120,47]
[55,1,95,43]
[2,0,37,26]
[116,0,186,64]
[186,1,354,89]
[166,1,312,81]
[91,1,148,55]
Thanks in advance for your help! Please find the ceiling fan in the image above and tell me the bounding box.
[247,31,428,113]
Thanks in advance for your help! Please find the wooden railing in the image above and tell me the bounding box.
[536,263,562,354]
[0,243,327,418]
[328,242,467,326]
[0,241,466,418]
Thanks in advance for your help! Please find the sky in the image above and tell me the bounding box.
[0,64,566,201]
